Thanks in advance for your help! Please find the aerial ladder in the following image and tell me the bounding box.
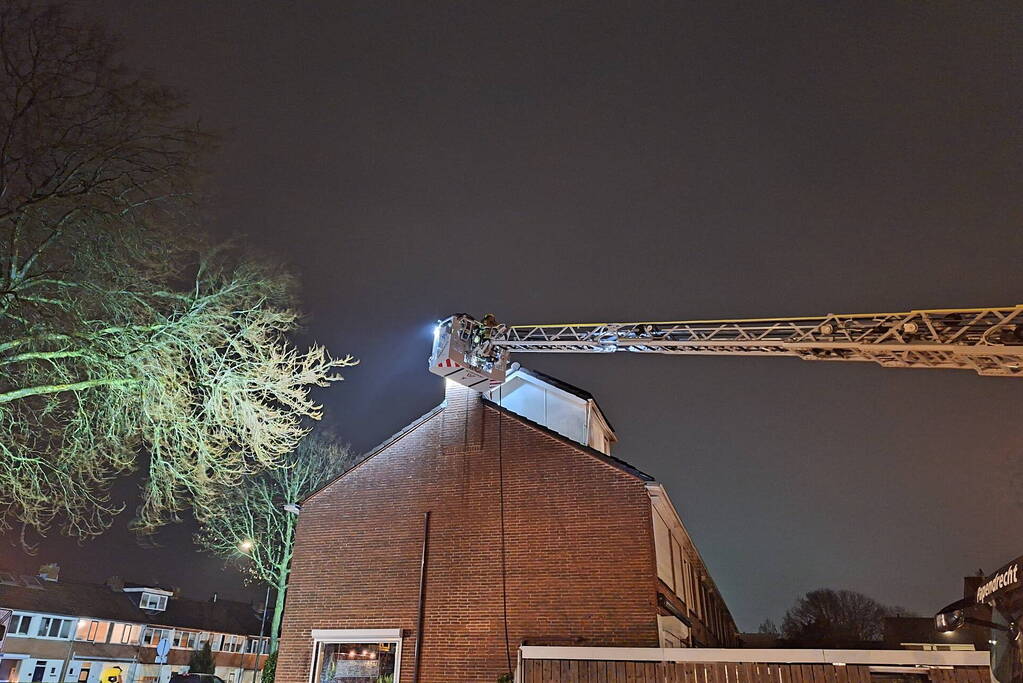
[429,305,1023,390]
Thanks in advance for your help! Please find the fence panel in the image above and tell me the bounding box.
[521,660,991,683]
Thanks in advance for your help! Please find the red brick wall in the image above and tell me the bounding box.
[276,382,659,683]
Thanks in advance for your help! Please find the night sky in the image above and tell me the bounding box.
[9,1,1021,631]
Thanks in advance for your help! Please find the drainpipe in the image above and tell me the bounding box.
[412,512,431,683]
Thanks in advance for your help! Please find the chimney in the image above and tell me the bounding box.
[442,380,485,450]
[106,576,124,591]
[38,563,59,582]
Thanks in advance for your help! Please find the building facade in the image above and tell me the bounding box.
[0,567,269,683]
[277,369,738,683]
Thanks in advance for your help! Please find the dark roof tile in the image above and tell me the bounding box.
[0,578,265,636]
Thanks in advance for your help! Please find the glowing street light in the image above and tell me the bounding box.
[239,539,254,553]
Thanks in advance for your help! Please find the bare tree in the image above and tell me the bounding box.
[781,588,912,643]
[0,3,355,542]
[195,431,359,651]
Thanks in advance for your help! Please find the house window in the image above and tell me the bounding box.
[652,511,674,586]
[35,617,73,639]
[208,634,224,651]
[143,627,172,647]
[9,613,32,635]
[75,620,111,643]
[173,631,198,649]
[310,629,402,683]
[109,623,142,645]
[246,638,268,654]
[77,665,91,683]
[682,559,694,608]
[221,635,243,653]
[139,593,168,611]
[670,538,684,601]
[657,615,689,649]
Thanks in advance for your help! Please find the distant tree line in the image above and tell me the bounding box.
[758,588,913,646]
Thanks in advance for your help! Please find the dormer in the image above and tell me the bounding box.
[485,367,617,455]
[123,585,172,612]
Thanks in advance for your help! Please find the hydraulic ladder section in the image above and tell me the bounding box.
[430,306,1023,390]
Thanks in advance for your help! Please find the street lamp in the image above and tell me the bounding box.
[239,539,254,553]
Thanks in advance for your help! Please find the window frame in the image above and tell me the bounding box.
[75,619,113,643]
[308,629,403,683]
[36,616,73,639]
[172,630,199,650]
[143,626,172,647]
[9,613,32,636]
[108,623,142,645]
[139,592,168,611]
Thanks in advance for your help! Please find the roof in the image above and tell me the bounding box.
[515,367,595,401]
[481,398,651,481]
[0,576,265,636]
[510,367,616,434]
[302,404,444,505]
[303,390,651,506]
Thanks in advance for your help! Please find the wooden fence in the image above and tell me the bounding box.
[520,658,990,683]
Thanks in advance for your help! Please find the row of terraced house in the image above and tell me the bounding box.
[0,565,268,683]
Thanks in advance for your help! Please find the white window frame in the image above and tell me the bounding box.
[308,629,403,683]
[221,634,244,653]
[35,617,73,639]
[143,626,172,647]
[172,630,199,650]
[109,623,142,645]
[139,592,168,611]
[9,613,32,636]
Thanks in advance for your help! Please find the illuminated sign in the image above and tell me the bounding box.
[976,558,1022,605]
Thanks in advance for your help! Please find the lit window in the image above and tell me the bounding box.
[75,620,112,643]
[75,620,92,641]
[139,592,168,611]
[312,640,399,682]
[109,623,141,645]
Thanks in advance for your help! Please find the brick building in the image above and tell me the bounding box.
[277,368,738,683]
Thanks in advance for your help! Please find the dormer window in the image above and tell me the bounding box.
[140,592,167,611]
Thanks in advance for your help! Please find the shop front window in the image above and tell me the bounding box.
[311,630,401,683]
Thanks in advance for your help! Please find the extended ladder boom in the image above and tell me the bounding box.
[429,305,1023,390]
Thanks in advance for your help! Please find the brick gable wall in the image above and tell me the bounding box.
[275,382,659,683]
